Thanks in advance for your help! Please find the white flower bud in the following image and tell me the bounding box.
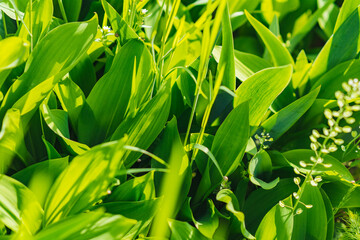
[316,157,324,164]
[314,176,322,182]
[346,117,356,124]
[293,192,300,199]
[344,111,353,118]
[312,130,320,138]
[321,148,330,154]
[279,201,285,208]
[310,180,318,186]
[338,99,345,108]
[311,143,318,151]
[351,105,360,111]
[342,82,351,92]
[299,161,307,168]
[343,126,352,133]
[335,91,344,99]
[334,126,342,133]
[328,119,335,127]
[324,109,332,119]
[329,131,338,138]
[296,208,303,215]
[334,139,344,145]
[305,204,313,209]
[294,168,301,175]
[329,145,338,152]
[294,177,301,185]
[323,128,329,136]
[323,163,332,168]
[310,135,317,142]
[332,111,340,117]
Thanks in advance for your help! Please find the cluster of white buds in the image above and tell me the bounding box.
[283,79,360,216]
[254,131,273,149]
[94,25,115,45]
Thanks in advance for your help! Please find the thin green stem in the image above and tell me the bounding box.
[57,0,68,23]
[2,11,7,37]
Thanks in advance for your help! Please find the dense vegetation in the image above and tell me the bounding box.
[0,0,360,239]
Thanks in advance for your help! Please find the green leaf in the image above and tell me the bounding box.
[99,199,160,238]
[0,36,29,88]
[62,0,82,22]
[213,47,272,82]
[18,0,53,47]
[168,219,207,240]
[0,174,43,234]
[216,3,235,90]
[333,0,360,32]
[111,82,171,168]
[12,157,68,187]
[53,77,86,131]
[101,0,138,45]
[234,65,292,127]
[106,171,155,202]
[40,102,89,155]
[321,181,360,209]
[261,0,300,24]
[84,39,153,145]
[255,196,293,240]
[261,87,320,141]
[292,183,327,240]
[310,6,360,81]
[0,15,98,124]
[288,0,335,52]
[312,59,360,99]
[320,189,334,240]
[243,178,298,234]
[0,108,30,170]
[216,189,254,239]
[249,150,279,190]
[35,212,137,240]
[245,10,294,67]
[44,137,127,225]
[283,149,354,182]
[211,101,249,179]
[0,0,27,19]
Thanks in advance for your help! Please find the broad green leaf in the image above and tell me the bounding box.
[0,15,98,124]
[312,59,360,99]
[0,174,43,235]
[213,47,272,82]
[101,0,138,45]
[249,150,279,190]
[244,178,298,234]
[0,108,30,170]
[216,189,254,239]
[53,77,86,131]
[261,87,320,141]
[229,0,261,30]
[210,101,249,180]
[42,137,61,160]
[321,181,360,209]
[44,138,127,225]
[310,6,360,81]
[168,219,207,240]
[283,149,354,182]
[151,118,191,239]
[0,37,28,71]
[40,102,89,155]
[292,183,327,240]
[35,212,137,240]
[333,0,360,32]
[234,65,292,127]
[106,171,155,202]
[255,196,293,240]
[216,3,235,90]
[245,10,294,67]
[111,82,171,168]
[85,39,153,144]
[99,199,159,238]
[18,0,53,47]
[68,55,96,97]
[320,189,334,240]
[0,37,29,88]
[12,157,68,187]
